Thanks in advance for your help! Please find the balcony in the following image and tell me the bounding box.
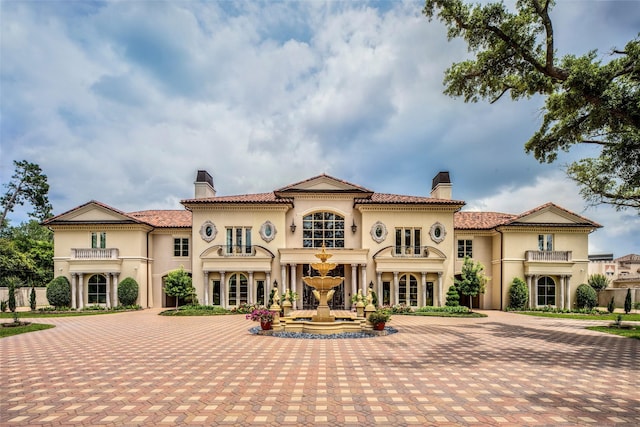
[392,246,429,258]
[219,245,257,257]
[525,250,572,262]
[71,248,119,260]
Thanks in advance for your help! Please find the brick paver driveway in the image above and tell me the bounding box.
[2,310,638,426]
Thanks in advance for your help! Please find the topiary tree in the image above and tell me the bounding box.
[454,256,487,311]
[445,285,460,307]
[624,288,632,314]
[508,277,528,310]
[588,274,609,293]
[576,283,597,310]
[7,277,18,313]
[607,296,615,314]
[46,276,71,309]
[30,285,37,310]
[118,277,139,306]
[164,266,195,309]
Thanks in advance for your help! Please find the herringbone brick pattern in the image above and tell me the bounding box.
[2,310,638,426]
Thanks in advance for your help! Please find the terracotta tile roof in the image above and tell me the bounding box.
[181,192,293,204]
[128,210,192,228]
[356,193,465,205]
[275,173,373,193]
[508,202,601,227]
[614,254,640,263]
[455,211,515,229]
[42,200,146,225]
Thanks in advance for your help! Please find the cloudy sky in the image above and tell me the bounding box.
[1,0,638,257]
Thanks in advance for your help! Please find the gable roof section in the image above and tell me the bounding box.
[43,200,145,225]
[274,174,373,196]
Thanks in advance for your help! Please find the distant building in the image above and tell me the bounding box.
[43,171,601,310]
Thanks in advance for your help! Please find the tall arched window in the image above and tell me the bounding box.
[228,273,248,306]
[537,276,556,306]
[398,274,418,307]
[88,274,107,304]
[303,212,345,248]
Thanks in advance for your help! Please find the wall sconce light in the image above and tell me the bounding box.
[273,279,278,289]
[290,220,296,233]
[351,220,357,233]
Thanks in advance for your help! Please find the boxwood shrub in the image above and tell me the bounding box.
[46,276,71,309]
[508,277,528,310]
[576,283,597,310]
[118,277,139,306]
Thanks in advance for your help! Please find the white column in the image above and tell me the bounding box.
[204,271,210,305]
[393,272,399,306]
[280,265,287,296]
[526,275,533,308]
[105,274,111,309]
[112,273,119,307]
[351,264,358,308]
[565,275,571,309]
[437,272,443,307]
[71,274,77,309]
[533,275,538,308]
[290,264,297,309]
[361,264,367,296]
[77,274,84,309]
[220,271,226,308]
[377,272,382,304]
[248,271,254,304]
[559,275,565,309]
[265,272,271,307]
[421,272,427,308]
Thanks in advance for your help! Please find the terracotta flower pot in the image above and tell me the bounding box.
[260,321,272,330]
[373,322,385,331]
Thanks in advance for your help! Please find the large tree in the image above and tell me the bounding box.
[1,160,53,227]
[423,0,640,212]
[0,220,54,286]
[454,256,487,311]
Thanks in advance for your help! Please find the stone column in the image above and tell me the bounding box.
[106,274,111,308]
[280,265,287,296]
[421,272,427,308]
[533,275,538,308]
[289,264,296,309]
[351,264,358,308]
[393,272,399,306]
[220,271,226,309]
[361,264,367,296]
[204,271,210,305]
[77,273,84,309]
[526,275,533,308]
[377,271,382,303]
[437,272,443,307]
[565,275,571,309]
[559,275,565,310]
[112,273,119,307]
[71,273,77,309]
[265,272,271,307]
[248,271,254,305]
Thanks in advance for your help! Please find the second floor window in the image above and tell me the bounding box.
[303,212,345,248]
[395,228,421,255]
[457,239,472,258]
[538,234,553,251]
[226,227,252,254]
[91,232,106,249]
[174,238,189,257]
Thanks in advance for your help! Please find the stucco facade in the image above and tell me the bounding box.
[43,171,601,311]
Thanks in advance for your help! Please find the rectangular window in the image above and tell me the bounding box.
[395,228,421,255]
[91,232,106,249]
[226,227,252,254]
[457,239,473,258]
[174,238,189,257]
[538,234,553,251]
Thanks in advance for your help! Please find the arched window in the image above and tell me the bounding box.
[537,276,556,306]
[303,212,345,248]
[398,274,418,307]
[88,274,107,304]
[228,273,248,306]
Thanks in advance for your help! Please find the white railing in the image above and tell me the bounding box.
[525,250,572,262]
[392,246,428,258]
[71,248,119,259]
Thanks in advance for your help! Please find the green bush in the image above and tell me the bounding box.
[46,276,71,309]
[7,277,19,312]
[507,277,528,310]
[576,283,597,310]
[445,285,460,307]
[624,288,632,314]
[588,274,609,292]
[30,286,37,310]
[0,300,6,312]
[118,277,139,306]
[607,296,615,313]
[416,305,470,313]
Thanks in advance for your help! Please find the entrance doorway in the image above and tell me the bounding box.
[302,264,345,309]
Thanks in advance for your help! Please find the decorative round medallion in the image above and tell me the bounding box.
[259,221,277,242]
[199,220,217,242]
[429,222,446,244]
[370,221,387,243]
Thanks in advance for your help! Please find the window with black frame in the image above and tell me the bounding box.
[302,212,345,248]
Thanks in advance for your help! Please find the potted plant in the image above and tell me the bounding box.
[246,308,276,330]
[368,310,391,331]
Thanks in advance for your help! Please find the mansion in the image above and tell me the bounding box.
[43,171,601,311]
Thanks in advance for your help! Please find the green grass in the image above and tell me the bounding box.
[513,312,640,321]
[587,325,640,339]
[409,311,487,318]
[0,311,124,318]
[0,323,55,338]
[159,306,236,316]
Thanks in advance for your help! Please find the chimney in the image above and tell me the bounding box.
[430,171,451,199]
[194,170,216,198]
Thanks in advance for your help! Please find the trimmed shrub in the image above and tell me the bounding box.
[445,285,460,307]
[30,286,37,310]
[7,277,19,312]
[118,277,139,306]
[46,276,71,309]
[624,288,632,314]
[508,277,528,310]
[588,274,609,292]
[607,296,615,314]
[576,283,597,310]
